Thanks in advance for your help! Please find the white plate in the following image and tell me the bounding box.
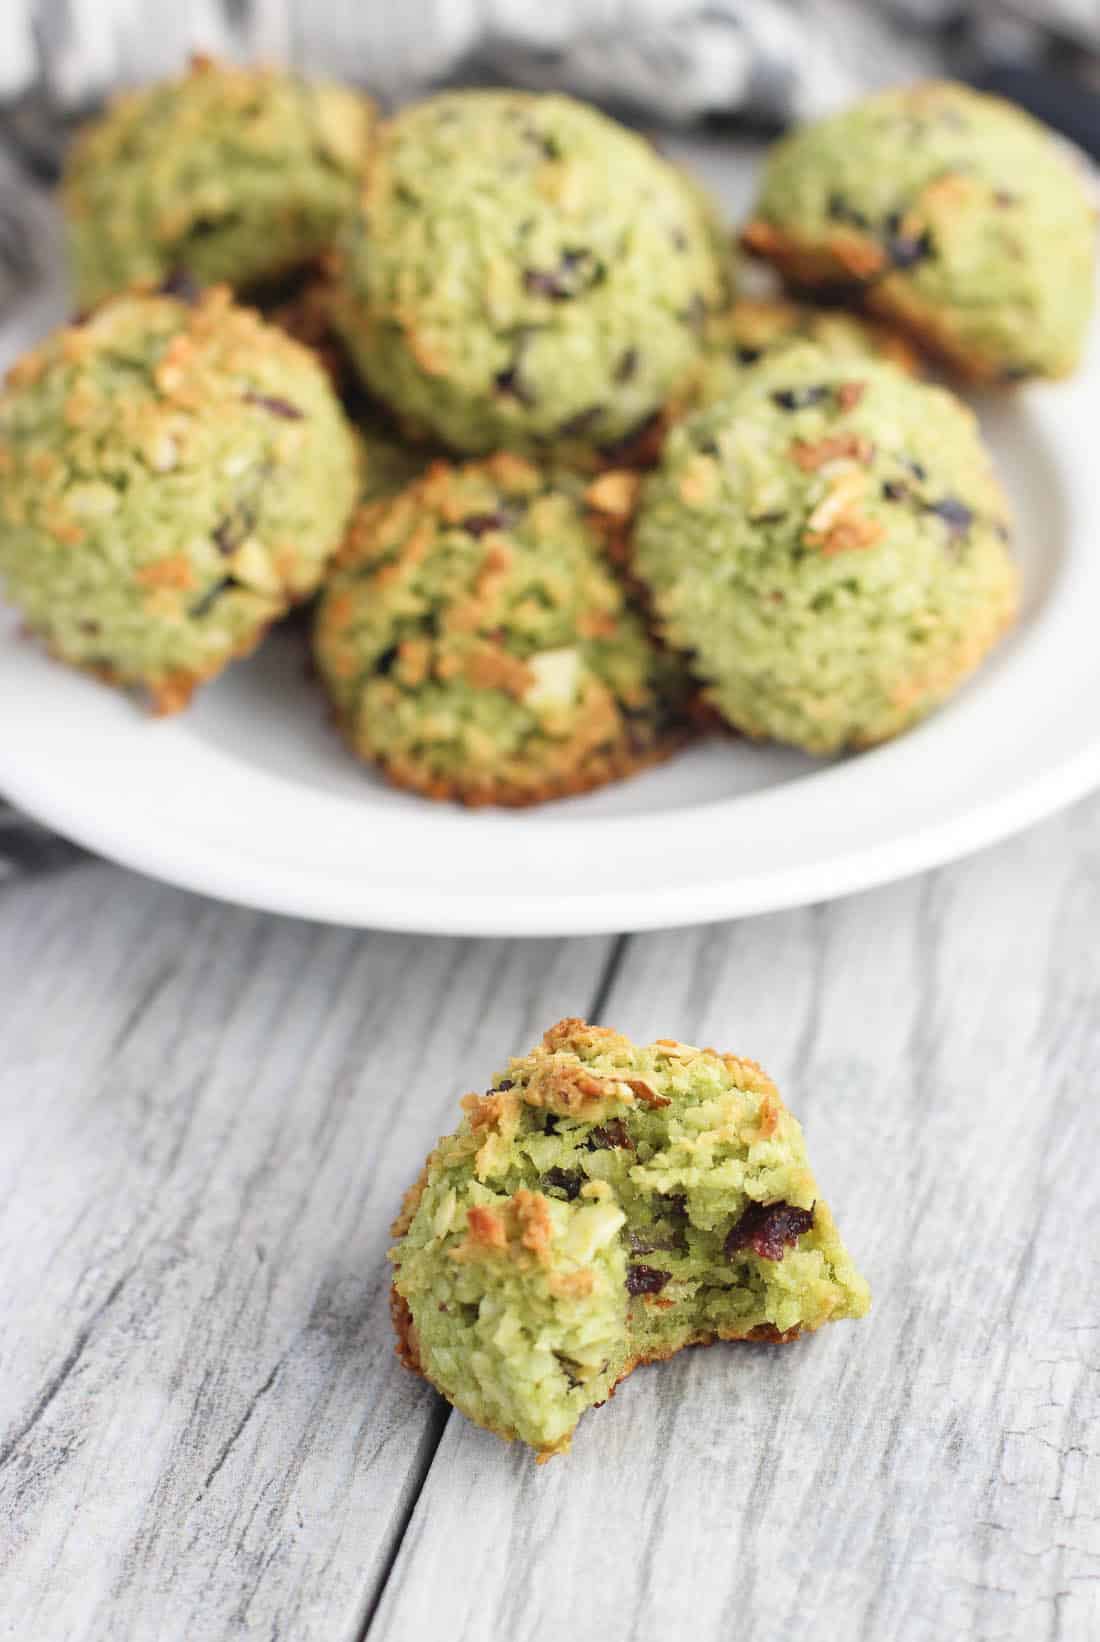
[3,150,1100,936]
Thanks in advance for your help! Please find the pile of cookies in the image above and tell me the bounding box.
[0,60,1093,802]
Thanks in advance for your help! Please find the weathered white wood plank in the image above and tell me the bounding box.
[370,796,1100,1642]
[0,860,616,1642]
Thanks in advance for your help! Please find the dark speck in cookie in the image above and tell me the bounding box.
[772,385,829,412]
[189,577,232,620]
[927,497,974,536]
[243,391,304,420]
[558,404,603,439]
[614,347,639,384]
[158,269,202,305]
[493,363,537,408]
[626,1264,672,1296]
[523,248,602,301]
[883,213,933,271]
[212,505,254,556]
[826,192,870,231]
[461,511,514,539]
[542,1167,583,1201]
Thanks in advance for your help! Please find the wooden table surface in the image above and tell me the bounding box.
[1,793,1098,1642]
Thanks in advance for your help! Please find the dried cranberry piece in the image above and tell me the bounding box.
[158,269,201,305]
[214,496,257,547]
[883,214,933,270]
[243,391,304,420]
[523,125,559,160]
[626,1264,671,1296]
[524,270,565,299]
[615,348,639,384]
[493,364,537,408]
[542,1168,583,1201]
[887,232,932,269]
[826,193,870,231]
[495,1078,515,1090]
[212,505,254,556]
[461,512,511,539]
[558,405,603,439]
[771,385,828,412]
[599,411,661,465]
[585,1118,633,1151]
[524,248,601,301]
[725,1200,815,1262]
[927,497,973,536]
[189,577,232,620]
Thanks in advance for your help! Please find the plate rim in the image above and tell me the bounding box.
[3,721,1100,935]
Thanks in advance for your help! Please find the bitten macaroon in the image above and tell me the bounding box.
[742,81,1095,383]
[633,344,1018,754]
[314,455,691,805]
[330,89,730,458]
[390,1018,870,1458]
[0,287,359,712]
[62,56,375,309]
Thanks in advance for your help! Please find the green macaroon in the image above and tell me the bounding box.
[0,287,358,712]
[633,345,1018,754]
[391,1017,870,1459]
[693,295,922,408]
[314,455,690,805]
[330,89,731,459]
[742,81,1095,383]
[62,55,376,310]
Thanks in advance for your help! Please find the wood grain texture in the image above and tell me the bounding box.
[370,798,1100,1642]
[0,858,615,1641]
[3,802,1100,1642]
